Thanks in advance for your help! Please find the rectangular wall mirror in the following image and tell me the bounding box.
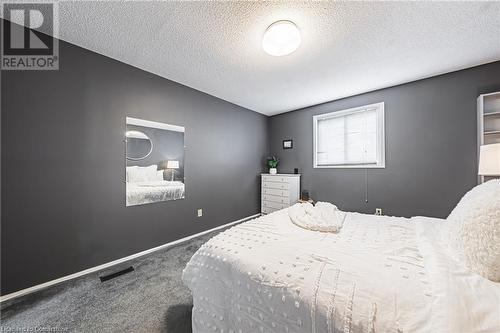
[125,117,185,206]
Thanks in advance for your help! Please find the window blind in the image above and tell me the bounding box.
[316,107,381,167]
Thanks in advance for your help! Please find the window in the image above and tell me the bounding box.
[313,102,385,168]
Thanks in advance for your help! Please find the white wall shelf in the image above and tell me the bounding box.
[484,110,500,117]
[478,91,500,183]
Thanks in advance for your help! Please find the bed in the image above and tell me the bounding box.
[126,180,185,206]
[183,203,500,332]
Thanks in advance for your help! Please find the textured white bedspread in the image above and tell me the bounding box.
[126,181,184,206]
[183,209,499,333]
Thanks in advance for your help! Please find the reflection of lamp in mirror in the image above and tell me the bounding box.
[167,160,180,181]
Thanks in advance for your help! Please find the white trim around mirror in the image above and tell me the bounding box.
[126,117,185,132]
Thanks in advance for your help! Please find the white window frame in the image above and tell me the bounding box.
[313,102,385,169]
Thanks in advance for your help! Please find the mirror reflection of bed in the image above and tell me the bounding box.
[125,117,185,206]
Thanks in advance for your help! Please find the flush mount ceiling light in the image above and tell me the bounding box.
[262,20,301,56]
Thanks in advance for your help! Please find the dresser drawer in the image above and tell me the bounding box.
[262,181,290,190]
[262,200,287,210]
[262,188,289,197]
[261,175,288,183]
[262,194,288,204]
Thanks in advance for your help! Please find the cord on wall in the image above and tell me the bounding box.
[364,168,368,203]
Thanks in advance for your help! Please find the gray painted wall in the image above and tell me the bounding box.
[1,39,267,295]
[269,61,500,219]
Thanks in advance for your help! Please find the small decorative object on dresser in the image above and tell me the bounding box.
[261,174,300,214]
[267,156,279,174]
[301,189,310,201]
[298,198,314,204]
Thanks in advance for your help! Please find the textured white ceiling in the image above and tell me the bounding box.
[23,2,500,115]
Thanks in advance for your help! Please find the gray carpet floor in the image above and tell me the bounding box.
[0,229,222,333]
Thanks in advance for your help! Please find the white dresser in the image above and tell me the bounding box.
[261,174,300,214]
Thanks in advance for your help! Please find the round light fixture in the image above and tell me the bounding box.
[262,20,301,56]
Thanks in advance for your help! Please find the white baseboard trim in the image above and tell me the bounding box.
[0,213,261,303]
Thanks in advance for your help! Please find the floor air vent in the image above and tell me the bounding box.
[99,266,135,282]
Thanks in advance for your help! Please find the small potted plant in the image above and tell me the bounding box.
[267,156,279,174]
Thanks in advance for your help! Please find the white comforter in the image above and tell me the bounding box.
[183,209,500,333]
[126,181,184,206]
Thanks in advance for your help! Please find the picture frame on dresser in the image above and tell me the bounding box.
[261,173,300,214]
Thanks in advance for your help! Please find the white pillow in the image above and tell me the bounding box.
[126,166,137,182]
[447,180,500,282]
[127,165,157,182]
[155,170,165,181]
